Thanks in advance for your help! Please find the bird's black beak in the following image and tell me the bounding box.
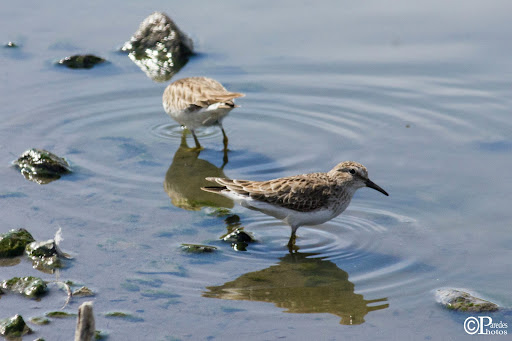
[365,179,389,196]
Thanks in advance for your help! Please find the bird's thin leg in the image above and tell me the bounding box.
[287,226,299,253]
[220,125,229,151]
[191,130,202,149]
[220,124,229,166]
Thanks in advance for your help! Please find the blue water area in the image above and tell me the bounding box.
[1,1,511,340]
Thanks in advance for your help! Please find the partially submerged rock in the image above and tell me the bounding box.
[435,289,499,312]
[25,228,71,273]
[72,286,94,297]
[0,228,35,258]
[58,54,106,69]
[0,314,31,338]
[26,238,71,273]
[222,228,255,251]
[13,148,72,184]
[29,316,50,325]
[121,12,193,82]
[181,243,217,253]
[104,312,144,322]
[46,311,76,318]
[0,276,47,298]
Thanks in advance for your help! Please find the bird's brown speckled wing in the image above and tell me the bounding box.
[205,174,335,212]
[164,77,244,112]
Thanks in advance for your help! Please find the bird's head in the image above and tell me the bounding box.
[328,161,389,196]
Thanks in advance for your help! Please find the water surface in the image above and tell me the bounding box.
[1,1,511,340]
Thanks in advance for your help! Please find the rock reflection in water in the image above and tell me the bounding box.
[164,133,233,210]
[204,252,388,325]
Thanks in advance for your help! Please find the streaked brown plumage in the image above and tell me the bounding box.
[162,77,244,149]
[202,161,389,250]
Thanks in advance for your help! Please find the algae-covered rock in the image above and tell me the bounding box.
[13,148,71,184]
[58,54,106,69]
[435,289,499,312]
[1,276,47,298]
[0,314,31,338]
[181,243,217,253]
[0,228,35,258]
[104,312,144,322]
[121,12,193,82]
[29,316,50,325]
[46,311,76,318]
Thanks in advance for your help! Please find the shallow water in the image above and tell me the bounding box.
[1,1,511,340]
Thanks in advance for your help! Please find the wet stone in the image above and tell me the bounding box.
[435,289,499,313]
[104,312,144,322]
[13,148,71,184]
[181,244,217,253]
[121,12,193,82]
[1,276,47,298]
[0,228,35,258]
[222,229,255,243]
[0,314,31,338]
[222,229,255,252]
[58,54,106,69]
[72,286,94,297]
[45,311,76,318]
[29,316,50,325]
[26,239,66,273]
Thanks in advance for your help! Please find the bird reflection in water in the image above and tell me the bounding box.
[164,132,233,211]
[204,252,388,325]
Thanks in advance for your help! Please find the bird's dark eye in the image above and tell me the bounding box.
[349,169,356,174]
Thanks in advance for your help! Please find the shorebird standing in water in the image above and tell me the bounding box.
[162,77,244,151]
[202,161,388,251]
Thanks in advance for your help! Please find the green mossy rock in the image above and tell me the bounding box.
[58,54,106,69]
[13,148,71,184]
[45,311,76,318]
[105,312,144,322]
[1,276,47,298]
[29,316,50,325]
[0,314,31,338]
[435,289,499,312]
[0,228,35,258]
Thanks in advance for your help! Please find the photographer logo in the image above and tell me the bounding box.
[464,316,508,335]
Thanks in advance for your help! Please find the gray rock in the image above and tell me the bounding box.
[435,288,499,312]
[13,148,71,184]
[121,12,193,82]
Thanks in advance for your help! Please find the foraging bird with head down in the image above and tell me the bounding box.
[202,161,389,250]
[162,77,244,150]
